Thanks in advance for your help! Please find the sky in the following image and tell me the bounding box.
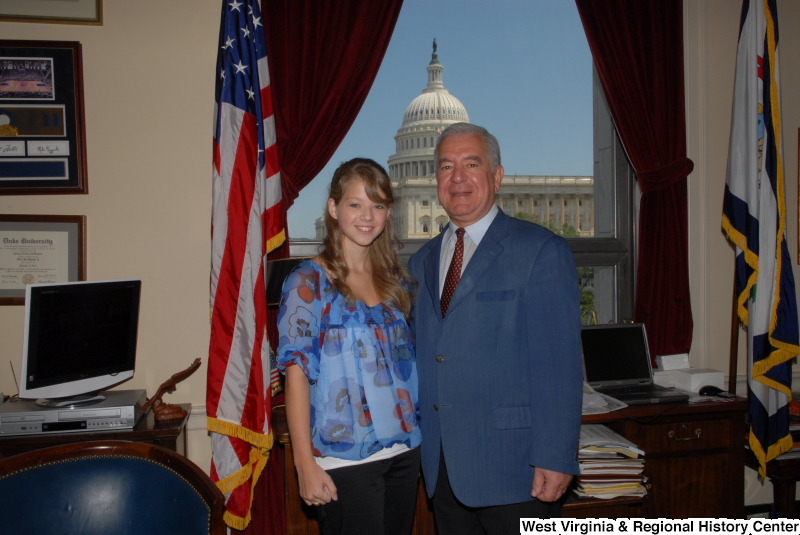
[287,0,594,239]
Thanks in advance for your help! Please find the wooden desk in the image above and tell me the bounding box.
[274,399,746,533]
[583,399,746,519]
[0,403,190,460]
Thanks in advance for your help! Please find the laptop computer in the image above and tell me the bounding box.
[581,323,689,405]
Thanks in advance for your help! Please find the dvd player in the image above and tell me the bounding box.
[0,389,146,436]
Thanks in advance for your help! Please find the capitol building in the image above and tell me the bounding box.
[317,42,594,240]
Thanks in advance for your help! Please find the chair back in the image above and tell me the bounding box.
[0,440,225,535]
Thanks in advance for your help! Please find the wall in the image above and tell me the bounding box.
[685,0,800,505]
[0,0,220,470]
[1,0,799,509]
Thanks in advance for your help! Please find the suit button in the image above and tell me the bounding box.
[436,355,444,362]
[433,404,439,411]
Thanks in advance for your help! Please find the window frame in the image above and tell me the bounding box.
[567,67,635,324]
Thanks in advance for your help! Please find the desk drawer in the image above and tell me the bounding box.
[636,418,732,454]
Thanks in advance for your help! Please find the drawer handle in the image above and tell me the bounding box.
[668,427,702,441]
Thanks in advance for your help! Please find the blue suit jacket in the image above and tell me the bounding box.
[408,210,583,508]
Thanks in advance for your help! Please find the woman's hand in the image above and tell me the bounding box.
[284,366,337,506]
[296,460,338,506]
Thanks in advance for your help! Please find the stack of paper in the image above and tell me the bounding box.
[582,382,628,415]
[575,425,647,499]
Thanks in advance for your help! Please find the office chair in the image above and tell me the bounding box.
[0,440,225,535]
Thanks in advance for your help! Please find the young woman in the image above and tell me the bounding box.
[277,158,421,535]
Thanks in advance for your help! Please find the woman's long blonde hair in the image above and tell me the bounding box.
[318,158,412,316]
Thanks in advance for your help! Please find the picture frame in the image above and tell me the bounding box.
[0,214,86,305]
[0,1,102,26]
[0,40,87,195]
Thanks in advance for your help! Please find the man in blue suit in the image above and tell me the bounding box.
[408,123,583,534]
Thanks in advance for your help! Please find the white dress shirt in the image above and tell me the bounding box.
[438,204,500,297]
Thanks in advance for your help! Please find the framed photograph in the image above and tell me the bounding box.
[0,1,102,26]
[0,40,87,195]
[0,214,86,305]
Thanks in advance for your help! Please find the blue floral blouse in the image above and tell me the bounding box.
[277,261,422,461]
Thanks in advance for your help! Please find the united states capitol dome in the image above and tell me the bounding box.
[402,91,468,125]
[401,42,468,126]
[387,40,469,187]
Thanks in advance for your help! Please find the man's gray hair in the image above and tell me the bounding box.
[434,122,501,172]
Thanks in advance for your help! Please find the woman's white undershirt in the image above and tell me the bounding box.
[315,443,411,471]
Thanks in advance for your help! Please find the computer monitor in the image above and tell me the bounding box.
[19,279,142,407]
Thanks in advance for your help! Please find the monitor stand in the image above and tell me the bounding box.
[35,392,107,408]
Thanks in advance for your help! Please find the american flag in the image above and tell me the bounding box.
[207,0,284,529]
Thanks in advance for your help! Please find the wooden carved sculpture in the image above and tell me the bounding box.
[142,358,201,421]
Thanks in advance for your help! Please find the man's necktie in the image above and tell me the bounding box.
[441,227,465,318]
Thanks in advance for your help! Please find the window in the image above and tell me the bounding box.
[565,68,636,324]
[286,7,634,325]
[292,85,633,324]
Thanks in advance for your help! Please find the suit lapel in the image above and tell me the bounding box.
[444,211,509,316]
[422,233,444,321]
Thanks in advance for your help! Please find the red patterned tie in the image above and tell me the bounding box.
[441,227,465,318]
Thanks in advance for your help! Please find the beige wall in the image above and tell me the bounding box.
[0,0,220,470]
[1,0,799,505]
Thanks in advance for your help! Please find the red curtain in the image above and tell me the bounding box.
[575,0,694,362]
[264,0,405,217]
[239,1,404,534]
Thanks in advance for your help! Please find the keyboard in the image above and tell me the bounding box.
[597,384,669,395]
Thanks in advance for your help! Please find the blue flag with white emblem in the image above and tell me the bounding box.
[722,0,799,476]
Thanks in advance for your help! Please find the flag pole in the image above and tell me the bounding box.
[728,265,739,396]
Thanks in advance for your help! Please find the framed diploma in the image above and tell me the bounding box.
[0,41,87,194]
[0,1,102,26]
[0,214,86,305]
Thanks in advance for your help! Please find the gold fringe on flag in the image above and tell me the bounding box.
[266,228,286,255]
[207,417,274,530]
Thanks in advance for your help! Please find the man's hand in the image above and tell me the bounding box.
[531,467,572,502]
